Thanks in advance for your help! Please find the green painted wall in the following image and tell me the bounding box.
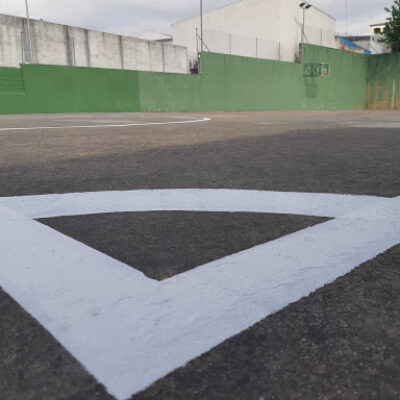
[202,45,368,111]
[367,52,400,110]
[199,52,303,111]
[0,68,25,93]
[139,45,368,112]
[0,64,140,114]
[139,71,201,112]
[0,67,28,115]
[0,44,377,115]
[301,45,367,110]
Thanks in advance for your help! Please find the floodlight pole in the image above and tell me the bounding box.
[200,0,203,54]
[302,7,305,50]
[24,0,33,63]
[299,2,311,63]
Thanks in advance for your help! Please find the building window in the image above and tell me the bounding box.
[373,27,381,34]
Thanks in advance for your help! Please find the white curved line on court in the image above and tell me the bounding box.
[1,189,400,399]
[0,117,211,131]
[0,189,384,219]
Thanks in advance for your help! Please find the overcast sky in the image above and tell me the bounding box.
[0,0,392,36]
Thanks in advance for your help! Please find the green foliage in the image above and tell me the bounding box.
[384,0,400,52]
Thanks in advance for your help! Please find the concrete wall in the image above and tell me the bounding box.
[0,14,189,74]
[0,64,140,114]
[0,45,369,115]
[172,0,336,62]
[367,52,400,110]
[140,45,367,112]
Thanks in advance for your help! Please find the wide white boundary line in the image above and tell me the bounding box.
[349,122,400,129]
[0,117,211,132]
[0,190,384,220]
[1,190,400,400]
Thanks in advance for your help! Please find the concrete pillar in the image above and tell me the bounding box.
[65,26,75,66]
[22,19,36,63]
[119,36,124,69]
[161,44,166,72]
[84,30,91,67]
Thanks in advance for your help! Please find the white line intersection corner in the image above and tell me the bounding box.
[0,189,400,400]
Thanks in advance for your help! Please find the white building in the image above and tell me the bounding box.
[172,0,336,62]
[370,22,386,35]
[369,23,391,54]
[341,23,391,55]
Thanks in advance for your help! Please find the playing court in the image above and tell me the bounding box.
[1,110,400,400]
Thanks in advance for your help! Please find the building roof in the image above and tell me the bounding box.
[135,30,172,41]
[370,22,386,27]
[342,35,371,41]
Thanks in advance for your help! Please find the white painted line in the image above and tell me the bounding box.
[0,113,100,120]
[0,189,383,219]
[0,117,211,132]
[349,122,400,129]
[0,190,399,400]
[165,115,200,120]
[55,119,143,124]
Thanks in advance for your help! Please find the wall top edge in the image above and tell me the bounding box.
[0,13,185,50]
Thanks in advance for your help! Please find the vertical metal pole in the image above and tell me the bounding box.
[24,0,33,63]
[196,27,200,74]
[345,0,349,36]
[300,7,305,62]
[200,0,203,54]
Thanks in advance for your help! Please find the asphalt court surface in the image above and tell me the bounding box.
[1,110,400,400]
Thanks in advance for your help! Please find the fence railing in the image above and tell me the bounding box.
[303,25,336,48]
[197,30,297,62]
[196,27,335,64]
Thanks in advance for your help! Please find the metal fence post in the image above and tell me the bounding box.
[196,27,199,55]
[24,0,33,63]
[200,0,203,53]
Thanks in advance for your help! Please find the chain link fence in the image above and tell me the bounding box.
[303,25,336,49]
[196,26,335,65]
[198,30,298,63]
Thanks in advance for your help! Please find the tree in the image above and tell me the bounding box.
[384,0,400,52]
